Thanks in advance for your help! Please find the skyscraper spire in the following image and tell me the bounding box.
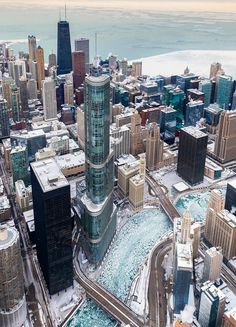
[65,3,67,20]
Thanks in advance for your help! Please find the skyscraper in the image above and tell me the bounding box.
[35,46,45,91]
[216,75,233,109]
[30,159,73,295]
[181,210,192,244]
[48,52,57,69]
[146,122,163,170]
[225,181,236,216]
[204,189,225,245]
[214,110,236,163]
[78,75,117,264]
[57,19,72,75]
[0,225,27,327]
[185,100,204,127]
[72,51,86,89]
[198,281,225,327]
[0,96,10,137]
[74,38,90,73]
[129,154,145,212]
[19,77,29,118]
[202,247,223,283]
[42,78,57,121]
[28,35,36,61]
[173,242,192,313]
[10,146,29,187]
[10,83,20,122]
[177,126,208,185]
[199,79,212,108]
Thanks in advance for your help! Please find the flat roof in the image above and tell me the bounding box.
[181,126,207,139]
[176,243,193,271]
[55,151,85,169]
[31,159,69,193]
[173,181,190,192]
[0,225,18,249]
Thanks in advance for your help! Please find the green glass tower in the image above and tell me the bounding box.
[216,75,233,109]
[79,75,117,264]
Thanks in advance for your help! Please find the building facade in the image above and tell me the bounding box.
[57,20,72,75]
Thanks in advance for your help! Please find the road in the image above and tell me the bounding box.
[148,238,172,327]
[0,159,54,327]
[145,172,180,221]
[74,254,145,327]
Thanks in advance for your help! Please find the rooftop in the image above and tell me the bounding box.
[176,243,193,271]
[55,151,85,169]
[0,225,18,249]
[31,159,69,193]
[181,126,207,139]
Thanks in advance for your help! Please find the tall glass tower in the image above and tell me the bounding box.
[57,20,72,75]
[78,75,117,264]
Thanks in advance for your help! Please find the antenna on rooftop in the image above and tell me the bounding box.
[59,9,61,21]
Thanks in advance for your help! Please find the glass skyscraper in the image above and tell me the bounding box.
[57,20,72,75]
[78,75,117,264]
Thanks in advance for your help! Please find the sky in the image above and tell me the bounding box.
[1,0,236,12]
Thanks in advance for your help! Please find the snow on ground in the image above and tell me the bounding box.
[136,50,236,78]
[49,281,84,324]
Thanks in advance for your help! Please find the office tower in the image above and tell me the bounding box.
[223,308,236,327]
[111,84,129,107]
[14,60,26,86]
[225,181,236,215]
[132,61,142,76]
[181,210,192,244]
[11,130,46,162]
[31,159,73,295]
[160,106,177,145]
[129,155,145,212]
[28,35,36,61]
[78,75,117,264]
[72,51,85,89]
[108,54,117,71]
[204,104,223,134]
[198,281,225,327]
[232,91,236,110]
[130,111,145,156]
[216,75,233,109]
[15,180,32,212]
[48,52,56,69]
[2,138,12,172]
[166,86,185,129]
[210,62,222,79]
[190,222,201,259]
[118,159,140,195]
[205,189,225,245]
[10,146,29,186]
[173,243,193,313]
[27,78,37,99]
[74,38,90,73]
[176,73,198,92]
[110,124,130,160]
[202,247,223,282]
[2,76,14,109]
[0,225,27,327]
[10,84,20,121]
[214,110,236,163]
[210,209,236,260]
[35,46,45,91]
[19,77,29,118]
[0,96,10,137]
[187,88,204,102]
[199,79,212,108]
[57,19,72,75]
[177,126,208,185]
[185,100,204,127]
[42,78,57,121]
[120,58,128,75]
[146,122,163,170]
[64,80,74,105]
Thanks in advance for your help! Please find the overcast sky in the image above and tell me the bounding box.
[1,0,236,12]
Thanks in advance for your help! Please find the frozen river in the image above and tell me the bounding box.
[67,188,224,326]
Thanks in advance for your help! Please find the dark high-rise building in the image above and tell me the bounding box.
[77,75,117,264]
[225,181,236,216]
[0,96,10,137]
[160,106,177,145]
[72,51,85,89]
[19,77,29,118]
[31,159,73,295]
[177,126,208,185]
[57,20,72,75]
[74,38,89,73]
